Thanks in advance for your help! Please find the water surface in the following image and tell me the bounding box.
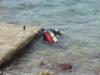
[0,0,100,75]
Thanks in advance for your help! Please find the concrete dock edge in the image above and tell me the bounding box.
[0,22,42,68]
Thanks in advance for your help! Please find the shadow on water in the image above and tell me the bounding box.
[0,38,38,70]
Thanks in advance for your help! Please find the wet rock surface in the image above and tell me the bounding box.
[57,63,72,71]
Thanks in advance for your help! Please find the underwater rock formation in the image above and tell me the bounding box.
[57,63,72,71]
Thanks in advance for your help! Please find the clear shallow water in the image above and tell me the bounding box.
[0,0,100,75]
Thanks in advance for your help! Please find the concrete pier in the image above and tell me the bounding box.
[0,22,41,67]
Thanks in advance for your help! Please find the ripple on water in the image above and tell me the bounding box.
[0,0,100,75]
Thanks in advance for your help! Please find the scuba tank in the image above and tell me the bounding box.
[43,31,53,43]
[49,31,58,43]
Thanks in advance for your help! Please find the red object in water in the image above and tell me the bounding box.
[58,63,72,71]
[43,32,53,43]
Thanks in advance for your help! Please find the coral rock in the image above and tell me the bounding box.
[58,63,72,71]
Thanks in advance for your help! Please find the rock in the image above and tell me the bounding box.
[39,61,45,66]
[57,63,72,71]
[95,53,100,58]
[39,70,55,75]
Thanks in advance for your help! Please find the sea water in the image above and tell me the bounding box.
[0,0,100,75]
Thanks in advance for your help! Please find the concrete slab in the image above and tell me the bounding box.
[0,22,41,67]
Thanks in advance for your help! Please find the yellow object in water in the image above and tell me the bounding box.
[39,70,55,75]
[52,36,58,42]
[49,31,58,43]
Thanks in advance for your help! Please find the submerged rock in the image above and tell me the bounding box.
[95,53,100,58]
[39,61,46,66]
[57,63,72,71]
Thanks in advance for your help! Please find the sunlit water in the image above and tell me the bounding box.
[0,0,100,75]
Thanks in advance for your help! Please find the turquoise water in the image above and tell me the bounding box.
[0,0,100,75]
[0,0,100,25]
